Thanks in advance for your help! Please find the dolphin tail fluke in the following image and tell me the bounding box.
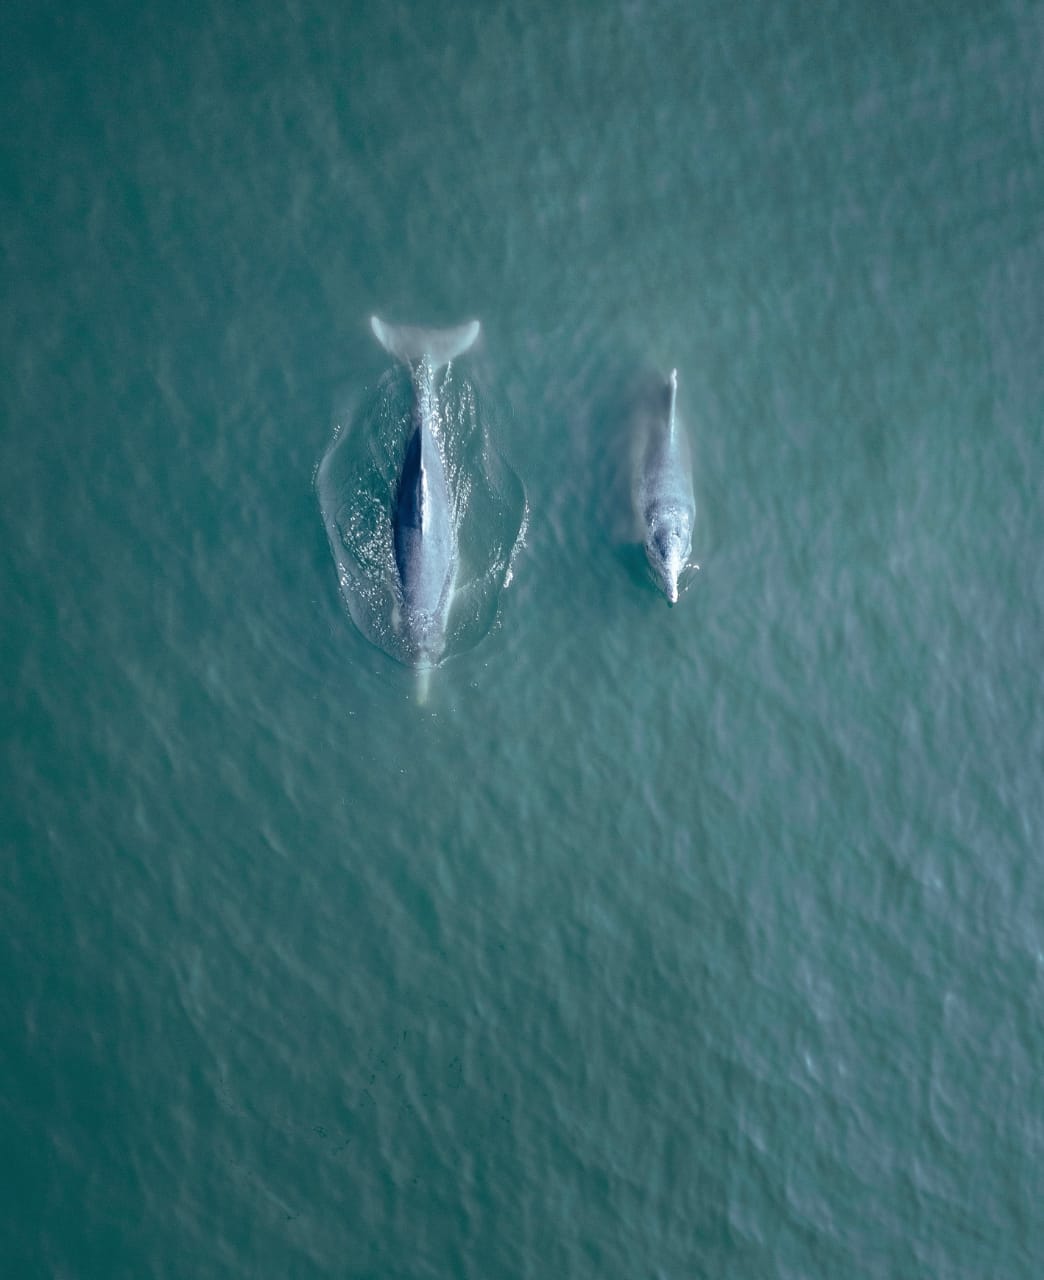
[371,316,480,371]
[667,369,678,436]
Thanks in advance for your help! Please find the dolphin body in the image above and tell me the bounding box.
[636,369,696,603]
[371,315,480,683]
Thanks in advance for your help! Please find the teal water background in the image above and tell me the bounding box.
[3,1,1043,1276]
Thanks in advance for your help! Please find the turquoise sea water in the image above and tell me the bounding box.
[3,1,1043,1276]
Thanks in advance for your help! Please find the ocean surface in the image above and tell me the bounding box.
[3,1,1043,1276]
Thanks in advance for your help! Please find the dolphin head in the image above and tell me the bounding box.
[406,608,444,669]
[645,508,692,604]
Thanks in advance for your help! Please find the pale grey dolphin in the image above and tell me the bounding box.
[371,315,479,688]
[635,369,697,603]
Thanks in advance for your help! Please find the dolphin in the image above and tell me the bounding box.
[636,369,696,603]
[371,315,480,685]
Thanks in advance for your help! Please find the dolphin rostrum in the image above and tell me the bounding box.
[371,315,480,684]
[636,369,697,603]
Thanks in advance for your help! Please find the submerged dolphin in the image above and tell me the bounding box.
[636,369,696,603]
[371,315,480,680]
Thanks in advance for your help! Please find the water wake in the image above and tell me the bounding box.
[317,363,527,669]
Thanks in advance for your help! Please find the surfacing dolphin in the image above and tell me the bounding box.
[371,314,480,690]
[635,369,697,603]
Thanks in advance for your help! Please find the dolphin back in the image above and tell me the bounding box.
[371,316,480,371]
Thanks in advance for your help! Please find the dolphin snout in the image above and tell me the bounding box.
[665,558,683,604]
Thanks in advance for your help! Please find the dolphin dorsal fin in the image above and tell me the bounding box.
[417,430,432,529]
